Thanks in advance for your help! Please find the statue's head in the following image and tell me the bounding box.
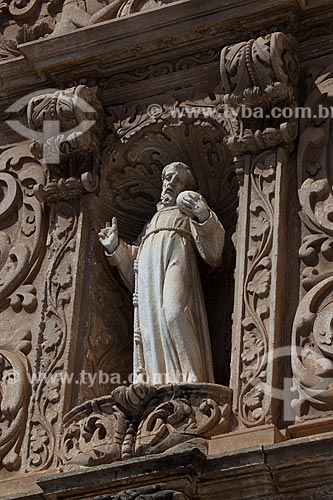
[161,162,197,206]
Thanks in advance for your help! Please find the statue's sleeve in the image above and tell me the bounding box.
[105,239,139,292]
[190,210,225,268]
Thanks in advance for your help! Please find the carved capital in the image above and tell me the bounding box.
[220,32,299,155]
[27,85,103,203]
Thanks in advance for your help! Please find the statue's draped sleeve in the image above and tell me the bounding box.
[190,210,225,267]
[105,239,139,292]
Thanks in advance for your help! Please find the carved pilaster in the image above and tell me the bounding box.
[220,32,299,427]
[25,86,104,470]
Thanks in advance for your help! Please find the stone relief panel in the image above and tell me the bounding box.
[27,200,79,472]
[0,142,45,473]
[0,0,181,61]
[60,383,231,467]
[292,65,333,420]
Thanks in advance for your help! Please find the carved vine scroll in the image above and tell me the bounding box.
[0,144,45,311]
[220,32,299,427]
[292,66,333,419]
[0,327,32,471]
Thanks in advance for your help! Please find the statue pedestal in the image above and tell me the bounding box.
[60,383,232,468]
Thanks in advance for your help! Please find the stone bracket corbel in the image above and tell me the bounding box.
[27,85,103,204]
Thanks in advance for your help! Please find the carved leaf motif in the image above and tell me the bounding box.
[239,150,276,427]
[0,327,32,471]
[292,67,333,418]
[60,384,231,467]
[0,146,45,311]
[28,202,78,471]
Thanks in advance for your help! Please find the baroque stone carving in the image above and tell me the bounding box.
[60,384,231,467]
[28,85,103,203]
[220,31,299,156]
[99,162,225,385]
[110,484,190,500]
[0,0,182,60]
[220,32,299,427]
[239,150,277,426]
[292,66,333,419]
[100,105,237,386]
[0,327,32,471]
[27,201,78,471]
[0,144,45,312]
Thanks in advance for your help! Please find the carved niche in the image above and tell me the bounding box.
[0,143,45,472]
[291,65,333,419]
[220,32,299,427]
[91,96,239,389]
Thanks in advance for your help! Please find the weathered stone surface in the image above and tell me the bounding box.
[2,0,333,497]
[59,384,231,467]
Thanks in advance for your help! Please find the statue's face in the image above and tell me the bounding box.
[161,165,190,204]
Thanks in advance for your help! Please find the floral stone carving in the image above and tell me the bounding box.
[60,384,231,467]
[0,144,45,312]
[0,327,32,471]
[292,65,333,419]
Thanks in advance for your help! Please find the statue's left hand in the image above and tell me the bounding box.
[178,191,210,223]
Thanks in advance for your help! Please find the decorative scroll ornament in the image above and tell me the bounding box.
[292,69,333,417]
[0,327,32,471]
[220,32,299,156]
[110,484,190,500]
[0,144,45,311]
[60,384,231,467]
[239,150,276,426]
[28,85,103,203]
[27,201,78,471]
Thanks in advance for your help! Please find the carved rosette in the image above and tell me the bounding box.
[28,85,103,204]
[291,67,333,419]
[220,33,299,427]
[59,384,231,467]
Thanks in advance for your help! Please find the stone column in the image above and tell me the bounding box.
[219,33,299,430]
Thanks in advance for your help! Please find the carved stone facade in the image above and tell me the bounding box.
[2,1,333,500]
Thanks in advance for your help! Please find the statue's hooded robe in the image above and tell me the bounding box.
[107,203,225,385]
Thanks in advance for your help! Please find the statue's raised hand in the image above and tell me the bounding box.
[98,217,119,254]
[177,191,210,223]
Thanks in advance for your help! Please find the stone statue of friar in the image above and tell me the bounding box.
[99,162,225,385]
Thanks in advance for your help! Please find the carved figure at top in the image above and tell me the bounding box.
[99,162,225,385]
